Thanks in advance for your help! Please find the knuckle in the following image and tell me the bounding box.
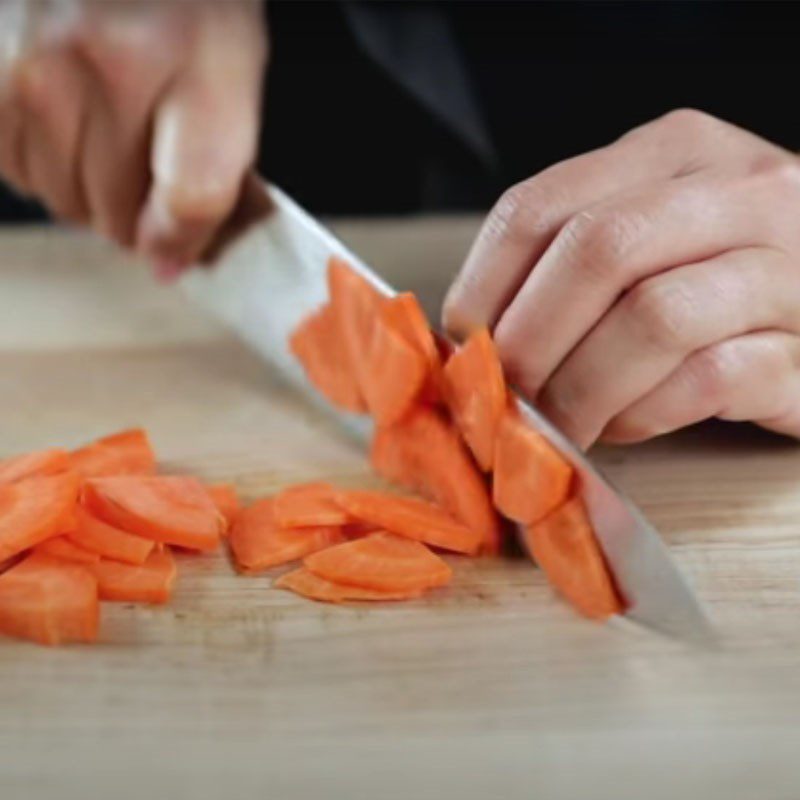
[660,107,721,137]
[623,278,698,351]
[753,154,800,195]
[686,344,736,400]
[558,209,637,283]
[482,180,546,243]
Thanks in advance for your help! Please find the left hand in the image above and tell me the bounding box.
[443,109,800,448]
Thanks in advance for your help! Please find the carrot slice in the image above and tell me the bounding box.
[443,328,506,471]
[273,482,351,528]
[35,536,100,564]
[522,496,623,619]
[0,554,99,645]
[327,256,383,402]
[70,428,156,478]
[275,567,424,603]
[289,303,365,413]
[229,498,344,573]
[371,406,501,554]
[493,411,573,524]
[305,532,452,592]
[69,504,155,565]
[335,490,482,554]
[0,472,81,561]
[207,483,241,531]
[83,475,223,552]
[0,448,70,485]
[87,547,177,605]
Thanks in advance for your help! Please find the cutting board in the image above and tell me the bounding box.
[2,224,800,800]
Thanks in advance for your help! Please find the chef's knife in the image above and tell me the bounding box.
[181,179,713,642]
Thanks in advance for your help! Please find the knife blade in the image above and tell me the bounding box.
[181,180,713,643]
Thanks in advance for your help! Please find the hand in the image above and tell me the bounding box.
[0,0,267,279]
[443,109,800,448]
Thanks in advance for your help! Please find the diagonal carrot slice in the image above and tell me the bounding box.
[335,490,482,554]
[35,535,100,564]
[206,483,241,532]
[0,448,70,485]
[83,475,223,552]
[522,496,623,619]
[493,411,573,525]
[70,428,156,478]
[0,472,81,561]
[229,498,344,573]
[273,482,351,528]
[69,504,155,565]
[275,566,424,603]
[87,547,177,605]
[443,328,506,471]
[304,531,452,592]
[0,553,99,645]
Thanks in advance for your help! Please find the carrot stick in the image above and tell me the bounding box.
[273,482,351,528]
[69,504,155,565]
[70,428,156,478]
[35,535,100,564]
[87,547,177,605]
[0,448,70,485]
[275,567,425,603]
[206,483,241,531]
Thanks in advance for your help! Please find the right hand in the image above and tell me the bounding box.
[0,0,267,279]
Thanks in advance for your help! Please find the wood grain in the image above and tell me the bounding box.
[1,224,800,800]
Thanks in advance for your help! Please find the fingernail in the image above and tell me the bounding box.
[153,259,186,285]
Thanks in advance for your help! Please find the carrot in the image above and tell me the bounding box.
[207,483,241,531]
[83,475,223,552]
[493,411,573,524]
[371,406,501,554]
[327,256,383,402]
[229,498,344,572]
[273,482,351,528]
[275,567,424,603]
[69,503,155,566]
[335,490,482,555]
[0,448,70,485]
[523,496,623,619]
[289,303,365,413]
[70,428,156,478]
[443,328,506,471]
[35,535,100,564]
[87,547,177,605]
[0,553,99,645]
[0,472,81,561]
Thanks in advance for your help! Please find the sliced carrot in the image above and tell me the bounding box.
[273,482,351,528]
[0,553,98,645]
[87,547,177,605]
[229,498,344,572]
[0,448,70,485]
[327,256,383,402]
[70,428,156,479]
[493,411,573,524]
[305,532,452,592]
[371,406,501,554]
[69,503,155,566]
[35,536,100,564]
[335,490,482,554]
[289,303,365,413]
[83,475,223,552]
[523,496,623,619]
[275,567,424,603]
[443,328,506,471]
[0,472,81,561]
[207,483,241,531]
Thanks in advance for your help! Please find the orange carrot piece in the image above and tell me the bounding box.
[0,472,81,561]
[0,554,99,645]
[443,328,506,471]
[522,496,623,619]
[289,303,365,413]
[327,256,383,402]
[335,490,482,554]
[273,482,351,528]
[275,566,424,603]
[229,498,344,573]
[83,475,223,552]
[371,406,501,554]
[0,448,70,485]
[305,532,452,592]
[87,547,177,604]
[207,483,241,531]
[35,536,100,564]
[69,504,155,565]
[70,428,156,478]
[493,411,573,525]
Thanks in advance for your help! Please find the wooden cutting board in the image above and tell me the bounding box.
[2,224,800,800]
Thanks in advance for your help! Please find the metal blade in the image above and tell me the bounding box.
[181,181,713,643]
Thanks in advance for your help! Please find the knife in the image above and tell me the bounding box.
[181,179,713,643]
